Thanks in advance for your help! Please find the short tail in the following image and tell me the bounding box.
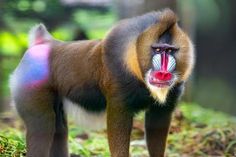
[28,24,52,47]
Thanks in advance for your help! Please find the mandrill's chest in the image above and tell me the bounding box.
[119,80,184,113]
[117,80,159,113]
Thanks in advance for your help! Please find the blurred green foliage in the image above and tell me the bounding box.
[0,129,26,157]
[0,32,27,56]
[180,102,236,125]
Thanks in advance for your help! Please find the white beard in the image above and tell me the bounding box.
[144,70,177,104]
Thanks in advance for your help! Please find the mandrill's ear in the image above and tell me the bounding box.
[28,24,52,47]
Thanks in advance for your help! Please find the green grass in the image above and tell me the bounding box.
[0,129,26,157]
[0,103,236,157]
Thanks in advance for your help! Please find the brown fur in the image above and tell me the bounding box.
[125,42,143,80]
[171,24,195,82]
[11,9,194,157]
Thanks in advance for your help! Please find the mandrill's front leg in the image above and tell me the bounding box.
[106,98,133,157]
[145,106,172,157]
[145,82,183,157]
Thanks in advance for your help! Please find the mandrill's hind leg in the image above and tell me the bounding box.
[15,87,69,157]
[50,95,69,157]
[15,88,56,157]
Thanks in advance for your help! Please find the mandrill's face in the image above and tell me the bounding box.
[136,25,194,104]
[146,43,178,88]
[143,42,180,103]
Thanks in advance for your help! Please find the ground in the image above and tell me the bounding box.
[0,103,236,157]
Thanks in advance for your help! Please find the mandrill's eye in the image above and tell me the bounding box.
[156,48,161,53]
[167,48,172,53]
[166,48,178,55]
[152,43,179,55]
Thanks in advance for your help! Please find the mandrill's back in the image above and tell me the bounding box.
[10,26,107,114]
[50,39,105,95]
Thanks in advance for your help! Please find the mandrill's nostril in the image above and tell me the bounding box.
[154,71,172,81]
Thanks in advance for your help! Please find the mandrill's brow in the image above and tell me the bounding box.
[151,43,179,51]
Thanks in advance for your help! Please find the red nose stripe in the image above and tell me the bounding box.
[154,71,172,81]
[161,52,169,71]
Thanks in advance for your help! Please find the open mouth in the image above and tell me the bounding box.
[148,70,174,88]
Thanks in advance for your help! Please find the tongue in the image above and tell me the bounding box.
[152,71,172,81]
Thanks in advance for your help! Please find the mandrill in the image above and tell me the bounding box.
[10,9,194,157]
